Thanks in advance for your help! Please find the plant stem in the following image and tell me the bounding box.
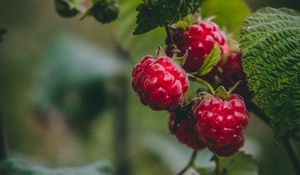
[112,76,131,175]
[188,74,215,95]
[0,111,7,161]
[246,99,270,127]
[214,155,221,175]
[177,150,198,175]
[282,137,300,175]
[165,25,174,45]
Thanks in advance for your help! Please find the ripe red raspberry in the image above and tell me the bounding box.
[132,56,189,110]
[167,20,229,72]
[169,113,206,150]
[193,94,249,156]
[221,52,246,86]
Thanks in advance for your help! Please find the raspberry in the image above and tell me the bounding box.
[169,113,206,150]
[132,56,189,110]
[221,52,246,86]
[193,94,249,156]
[167,20,229,72]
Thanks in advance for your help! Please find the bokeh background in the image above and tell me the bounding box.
[0,0,300,175]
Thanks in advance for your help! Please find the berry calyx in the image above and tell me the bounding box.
[167,20,229,72]
[169,112,206,150]
[193,90,249,156]
[131,55,189,111]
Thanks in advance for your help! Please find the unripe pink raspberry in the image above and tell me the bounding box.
[132,56,189,110]
[193,94,249,156]
[169,113,206,150]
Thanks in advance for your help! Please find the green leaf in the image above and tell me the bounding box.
[32,35,122,130]
[197,167,215,175]
[192,45,221,76]
[134,0,202,35]
[115,0,165,61]
[218,152,259,175]
[0,28,7,42]
[0,158,112,175]
[201,0,251,39]
[240,7,300,137]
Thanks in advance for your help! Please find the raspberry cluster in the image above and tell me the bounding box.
[131,19,249,157]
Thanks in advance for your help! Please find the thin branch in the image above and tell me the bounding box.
[213,155,221,175]
[165,25,174,45]
[0,111,7,161]
[246,99,270,127]
[282,137,300,175]
[177,150,198,175]
[188,74,215,95]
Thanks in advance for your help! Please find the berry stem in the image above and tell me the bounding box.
[188,74,215,95]
[213,155,221,175]
[282,137,300,175]
[0,111,7,161]
[177,150,198,175]
[247,99,300,174]
[165,25,174,45]
[246,99,270,127]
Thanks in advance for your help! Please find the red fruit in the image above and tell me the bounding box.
[132,56,189,110]
[167,20,229,72]
[169,113,206,150]
[193,94,249,156]
[221,52,246,86]
[220,52,250,98]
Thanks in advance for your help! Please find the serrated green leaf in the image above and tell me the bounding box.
[240,7,300,137]
[218,152,258,175]
[134,0,202,35]
[0,158,112,175]
[202,0,251,39]
[192,45,221,76]
[115,0,165,61]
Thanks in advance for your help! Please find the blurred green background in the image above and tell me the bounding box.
[0,0,299,175]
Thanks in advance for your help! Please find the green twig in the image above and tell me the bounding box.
[247,99,300,174]
[0,111,7,161]
[246,99,270,127]
[213,155,221,175]
[165,25,174,45]
[188,74,215,95]
[282,137,300,175]
[177,151,198,175]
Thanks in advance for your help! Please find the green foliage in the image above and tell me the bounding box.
[201,0,251,39]
[115,0,165,61]
[0,158,112,175]
[217,152,258,175]
[192,44,221,76]
[32,35,122,130]
[55,0,79,18]
[89,0,119,24]
[0,28,7,42]
[134,0,202,35]
[240,7,300,137]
